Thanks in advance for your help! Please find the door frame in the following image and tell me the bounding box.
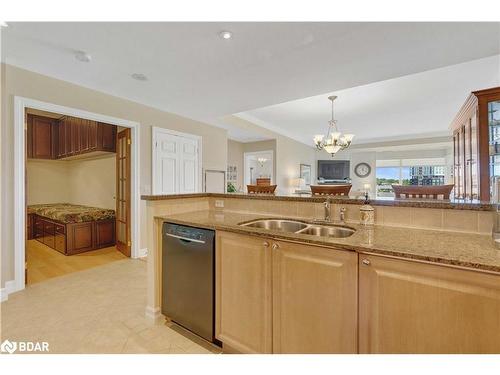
[151,126,202,194]
[13,96,141,293]
[243,150,274,186]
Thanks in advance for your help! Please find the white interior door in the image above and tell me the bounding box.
[153,128,200,194]
[155,133,178,194]
[179,138,198,193]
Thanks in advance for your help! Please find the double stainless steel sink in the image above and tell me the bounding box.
[239,219,356,238]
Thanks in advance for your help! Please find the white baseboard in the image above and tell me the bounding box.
[138,248,148,258]
[0,280,17,303]
[145,305,162,321]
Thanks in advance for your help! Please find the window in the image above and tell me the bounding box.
[376,159,447,197]
[376,166,410,197]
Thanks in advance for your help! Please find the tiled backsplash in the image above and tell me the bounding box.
[208,197,493,235]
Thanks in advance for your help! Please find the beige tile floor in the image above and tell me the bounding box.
[0,259,220,354]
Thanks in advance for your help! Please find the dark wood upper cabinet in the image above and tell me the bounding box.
[80,119,90,152]
[88,120,98,151]
[97,122,117,152]
[450,86,500,201]
[28,114,117,160]
[27,114,57,159]
[64,117,73,157]
[71,117,81,155]
[57,118,66,158]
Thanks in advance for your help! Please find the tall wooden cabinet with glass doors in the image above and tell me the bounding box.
[450,87,500,201]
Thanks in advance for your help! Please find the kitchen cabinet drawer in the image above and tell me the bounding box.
[55,234,66,254]
[34,225,44,238]
[43,221,55,235]
[55,224,65,234]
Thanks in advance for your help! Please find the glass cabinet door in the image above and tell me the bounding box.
[489,100,500,199]
[469,115,479,199]
[464,119,472,199]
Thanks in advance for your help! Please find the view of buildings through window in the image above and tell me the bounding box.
[376,164,446,197]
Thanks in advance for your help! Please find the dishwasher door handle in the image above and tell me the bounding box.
[165,233,206,244]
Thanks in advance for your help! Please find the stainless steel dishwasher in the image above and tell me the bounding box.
[162,223,216,343]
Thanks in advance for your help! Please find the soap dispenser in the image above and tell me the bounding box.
[360,190,375,226]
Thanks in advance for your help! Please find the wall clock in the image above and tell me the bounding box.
[354,162,371,178]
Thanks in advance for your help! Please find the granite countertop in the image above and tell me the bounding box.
[142,192,494,211]
[155,210,500,274]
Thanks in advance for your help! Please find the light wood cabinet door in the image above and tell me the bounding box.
[215,231,272,353]
[272,241,358,353]
[359,254,500,354]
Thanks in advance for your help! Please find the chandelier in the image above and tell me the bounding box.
[257,157,268,167]
[313,95,354,156]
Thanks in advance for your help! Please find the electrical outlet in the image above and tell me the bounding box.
[215,200,224,208]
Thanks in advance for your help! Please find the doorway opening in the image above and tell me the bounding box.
[13,97,140,292]
[243,150,274,186]
[24,108,132,284]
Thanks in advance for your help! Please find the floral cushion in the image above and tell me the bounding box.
[28,203,115,224]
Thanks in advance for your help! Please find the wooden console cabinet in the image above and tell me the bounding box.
[31,214,115,255]
[27,114,116,160]
[450,86,500,200]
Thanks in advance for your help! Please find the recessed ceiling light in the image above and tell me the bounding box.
[0,21,9,28]
[219,31,232,40]
[131,73,148,81]
[75,50,91,63]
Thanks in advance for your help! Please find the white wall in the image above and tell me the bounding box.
[68,156,116,209]
[227,139,244,190]
[27,155,117,209]
[26,160,71,204]
[276,136,317,194]
[223,115,317,195]
[1,64,228,286]
[350,152,377,193]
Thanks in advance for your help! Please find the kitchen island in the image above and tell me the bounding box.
[150,207,500,354]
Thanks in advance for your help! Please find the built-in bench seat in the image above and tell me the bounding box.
[27,203,116,255]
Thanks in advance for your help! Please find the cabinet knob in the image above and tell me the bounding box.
[263,241,270,248]
[362,259,371,266]
[272,243,280,250]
